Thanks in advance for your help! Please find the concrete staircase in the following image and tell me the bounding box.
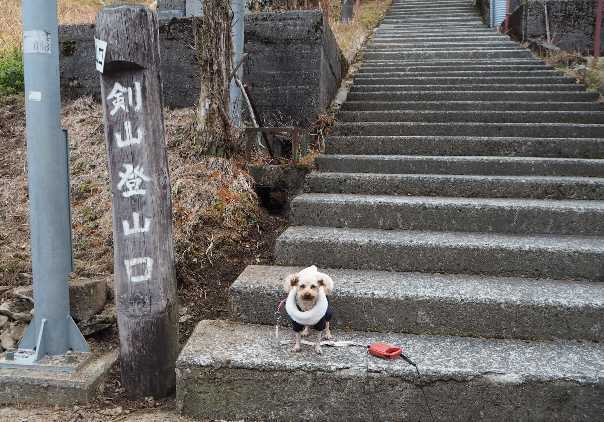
[177,1,604,420]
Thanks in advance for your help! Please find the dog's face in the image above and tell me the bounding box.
[284,265,334,310]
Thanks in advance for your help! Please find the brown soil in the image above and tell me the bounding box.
[0,93,287,419]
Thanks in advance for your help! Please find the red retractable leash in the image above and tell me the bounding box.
[368,342,435,422]
[275,301,434,421]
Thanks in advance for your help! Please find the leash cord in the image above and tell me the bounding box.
[275,298,434,421]
[402,354,435,422]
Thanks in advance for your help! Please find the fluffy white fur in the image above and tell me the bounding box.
[283,265,334,354]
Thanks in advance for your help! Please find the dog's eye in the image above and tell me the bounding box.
[300,284,305,289]
[311,285,317,289]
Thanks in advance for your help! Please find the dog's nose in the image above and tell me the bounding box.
[302,294,313,300]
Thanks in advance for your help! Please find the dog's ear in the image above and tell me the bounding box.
[284,273,299,292]
[317,272,334,295]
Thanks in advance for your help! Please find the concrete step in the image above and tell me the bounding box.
[382,18,482,23]
[372,34,509,39]
[380,20,484,25]
[373,31,509,38]
[378,26,491,31]
[357,70,569,78]
[349,84,583,92]
[388,11,477,16]
[231,265,604,341]
[338,110,604,124]
[354,76,577,86]
[363,50,533,60]
[341,101,603,112]
[390,0,475,5]
[325,136,604,158]
[377,26,492,32]
[368,42,520,48]
[333,122,604,138]
[176,320,604,421]
[358,64,553,73]
[316,155,604,177]
[290,193,604,235]
[360,59,547,67]
[275,226,604,280]
[365,47,532,54]
[346,90,599,102]
[304,172,604,200]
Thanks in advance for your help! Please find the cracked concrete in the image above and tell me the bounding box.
[176,321,604,421]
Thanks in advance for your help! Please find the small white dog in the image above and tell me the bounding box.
[284,265,334,354]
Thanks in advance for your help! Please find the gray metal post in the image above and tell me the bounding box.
[158,0,186,20]
[341,0,354,23]
[230,0,245,127]
[16,0,89,363]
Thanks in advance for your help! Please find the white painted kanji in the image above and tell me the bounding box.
[122,212,152,236]
[117,164,151,198]
[106,81,143,116]
[115,120,144,148]
[124,257,154,283]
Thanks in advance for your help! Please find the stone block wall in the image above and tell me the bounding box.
[516,0,603,53]
[477,0,604,53]
[244,10,344,127]
[158,0,186,19]
[60,18,198,108]
[59,10,343,125]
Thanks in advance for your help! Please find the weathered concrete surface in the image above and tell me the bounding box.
[0,350,117,406]
[324,136,604,158]
[248,164,310,213]
[158,0,185,19]
[305,172,604,200]
[60,19,198,108]
[338,110,604,124]
[60,10,343,121]
[316,154,604,176]
[341,100,603,111]
[505,0,604,53]
[345,90,600,102]
[230,265,604,341]
[333,121,604,138]
[244,10,344,126]
[176,320,604,421]
[290,193,604,235]
[338,109,604,124]
[15,277,108,322]
[275,226,604,281]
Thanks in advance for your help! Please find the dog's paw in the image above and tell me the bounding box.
[301,327,310,337]
[291,344,301,353]
[323,331,333,340]
[314,345,323,355]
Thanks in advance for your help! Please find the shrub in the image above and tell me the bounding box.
[0,48,24,95]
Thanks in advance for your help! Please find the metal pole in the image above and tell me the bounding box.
[16,0,88,363]
[230,0,245,127]
[341,0,354,23]
[594,0,603,65]
[504,0,511,33]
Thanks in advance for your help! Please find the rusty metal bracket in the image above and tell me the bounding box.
[245,127,313,162]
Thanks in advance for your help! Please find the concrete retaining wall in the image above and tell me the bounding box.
[60,18,198,108]
[59,10,343,126]
[477,0,604,53]
[244,10,344,126]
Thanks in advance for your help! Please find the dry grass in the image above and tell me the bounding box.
[329,0,392,62]
[0,0,154,53]
[543,51,603,95]
[0,96,266,287]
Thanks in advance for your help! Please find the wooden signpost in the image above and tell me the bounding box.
[96,6,178,399]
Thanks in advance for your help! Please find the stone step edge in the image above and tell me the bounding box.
[176,319,599,421]
[230,265,604,341]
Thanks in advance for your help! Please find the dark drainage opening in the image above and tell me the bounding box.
[256,185,288,215]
